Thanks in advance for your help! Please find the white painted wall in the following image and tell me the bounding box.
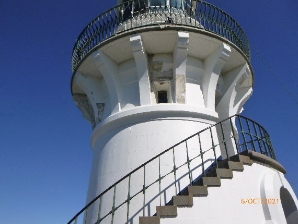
[161,162,298,224]
[85,109,218,224]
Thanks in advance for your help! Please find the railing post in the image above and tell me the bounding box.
[237,116,248,151]
[97,197,102,224]
[126,175,131,223]
[252,121,262,154]
[198,133,205,177]
[143,165,146,217]
[111,186,117,224]
[245,118,256,152]
[172,147,178,194]
[230,116,239,154]
[219,121,229,160]
[209,128,218,168]
[185,141,193,185]
[158,156,162,206]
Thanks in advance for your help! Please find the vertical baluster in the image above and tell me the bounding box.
[198,133,205,176]
[97,197,102,224]
[159,156,162,206]
[246,118,256,152]
[238,116,248,152]
[185,141,193,185]
[210,127,218,168]
[126,175,131,223]
[111,186,117,224]
[172,147,178,194]
[74,217,78,224]
[252,121,262,154]
[266,131,276,159]
[263,127,270,157]
[143,165,146,217]
[230,116,239,154]
[257,124,266,155]
[219,121,229,160]
[266,130,274,158]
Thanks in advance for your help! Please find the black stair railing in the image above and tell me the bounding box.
[71,0,250,72]
[67,115,275,224]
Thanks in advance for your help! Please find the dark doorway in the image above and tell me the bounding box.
[158,91,168,103]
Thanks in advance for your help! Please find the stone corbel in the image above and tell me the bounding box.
[216,64,252,119]
[130,35,151,105]
[93,50,121,114]
[202,43,231,110]
[73,93,95,128]
[74,72,105,128]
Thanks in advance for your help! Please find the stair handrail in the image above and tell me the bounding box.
[67,114,275,224]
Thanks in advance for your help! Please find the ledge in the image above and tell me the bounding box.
[90,104,219,148]
[241,150,286,174]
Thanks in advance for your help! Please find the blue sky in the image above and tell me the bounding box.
[1,0,297,223]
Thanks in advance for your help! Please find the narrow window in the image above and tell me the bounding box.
[158,91,168,103]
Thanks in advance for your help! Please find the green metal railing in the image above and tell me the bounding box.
[71,0,250,72]
[67,115,275,224]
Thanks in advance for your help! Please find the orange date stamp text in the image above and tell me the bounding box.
[241,198,279,204]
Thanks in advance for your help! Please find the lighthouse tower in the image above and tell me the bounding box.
[68,1,298,223]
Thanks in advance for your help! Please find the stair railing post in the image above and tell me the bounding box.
[143,165,146,217]
[185,140,193,185]
[209,127,218,168]
[111,185,117,224]
[172,147,178,194]
[230,116,239,154]
[96,197,102,224]
[219,120,229,160]
[159,156,162,206]
[126,174,131,223]
[198,133,205,177]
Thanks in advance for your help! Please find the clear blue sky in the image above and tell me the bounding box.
[1,0,297,223]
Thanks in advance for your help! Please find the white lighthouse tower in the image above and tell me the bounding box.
[68,1,298,223]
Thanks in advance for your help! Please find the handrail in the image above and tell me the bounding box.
[71,0,250,73]
[67,115,275,224]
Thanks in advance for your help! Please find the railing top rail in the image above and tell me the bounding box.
[71,0,250,73]
[67,114,274,224]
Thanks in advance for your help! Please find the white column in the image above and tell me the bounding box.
[130,34,152,105]
[173,31,189,103]
[202,43,231,110]
[93,50,122,114]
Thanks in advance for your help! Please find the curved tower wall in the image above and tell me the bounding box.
[72,27,253,223]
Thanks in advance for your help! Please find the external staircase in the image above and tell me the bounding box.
[139,154,252,223]
[67,115,280,224]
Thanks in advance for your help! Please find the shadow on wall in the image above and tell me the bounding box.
[280,187,298,224]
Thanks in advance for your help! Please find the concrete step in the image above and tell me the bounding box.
[230,154,253,165]
[202,177,221,186]
[139,216,160,224]
[173,195,193,206]
[219,161,244,171]
[156,205,177,217]
[207,168,233,179]
[188,186,208,197]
